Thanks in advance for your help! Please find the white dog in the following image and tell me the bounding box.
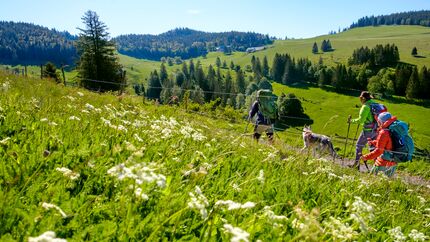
[302,126,337,159]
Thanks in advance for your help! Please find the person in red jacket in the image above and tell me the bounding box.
[360,112,398,177]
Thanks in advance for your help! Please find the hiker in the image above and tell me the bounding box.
[248,90,277,143]
[360,112,397,177]
[348,91,378,168]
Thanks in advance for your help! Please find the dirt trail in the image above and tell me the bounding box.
[271,138,430,187]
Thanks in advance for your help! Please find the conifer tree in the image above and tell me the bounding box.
[147,70,162,100]
[411,47,418,56]
[312,42,318,54]
[216,56,221,67]
[236,70,246,94]
[77,10,123,91]
[262,56,270,77]
[406,67,420,99]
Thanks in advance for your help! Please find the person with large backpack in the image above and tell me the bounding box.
[360,112,412,177]
[348,91,386,169]
[248,89,278,143]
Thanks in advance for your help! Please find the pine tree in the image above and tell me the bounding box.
[255,57,262,77]
[230,61,235,70]
[419,66,430,99]
[42,62,60,82]
[262,56,270,77]
[224,71,233,103]
[222,60,228,69]
[147,70,162,100]
[406,67,420,99]
[411,47,418,56]
[321,40,327,52]
[159,63,168,84]
[312,42,318,54]
[236,70,246,94]
[216,56,221,67]
[76,10,123,91]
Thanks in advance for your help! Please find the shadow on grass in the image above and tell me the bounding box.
[275,113,314,131]
[384,96,430,108]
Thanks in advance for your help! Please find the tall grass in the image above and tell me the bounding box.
[0,73,429,241]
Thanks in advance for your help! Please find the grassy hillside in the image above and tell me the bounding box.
[115,25,430,88]
[1,73,429,241]
[271,82,430,157]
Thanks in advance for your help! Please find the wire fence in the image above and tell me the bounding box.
[3,71,428,160]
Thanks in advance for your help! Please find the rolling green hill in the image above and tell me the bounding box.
[118,25,430,85]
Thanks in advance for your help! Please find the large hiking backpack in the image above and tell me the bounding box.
[381,120,414,162]
[257,89,278,120]
[369,102,388,123]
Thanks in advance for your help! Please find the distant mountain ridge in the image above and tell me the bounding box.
[113,28,274,61]
[0,21,77,66]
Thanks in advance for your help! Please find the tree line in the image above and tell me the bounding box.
[113,28,273,61]
[271,43,429,99]
[349,10,430,29]
[0,21,77,66]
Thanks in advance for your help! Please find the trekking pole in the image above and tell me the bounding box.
[349,124,360,155]
[343,115,352,160]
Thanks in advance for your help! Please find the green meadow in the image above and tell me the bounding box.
[1,73,429,241]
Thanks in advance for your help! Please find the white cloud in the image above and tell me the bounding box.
[187,9,201,15]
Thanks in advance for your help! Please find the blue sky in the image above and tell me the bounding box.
[1,0,429,38]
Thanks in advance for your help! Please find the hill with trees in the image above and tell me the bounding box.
[0,21,77,66]
[349,10,430,29]
[113,28,273,61]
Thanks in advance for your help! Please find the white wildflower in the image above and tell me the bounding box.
[1,81,10,91]
[263,206,288,222]
[215,200,255,210]
[107,163,135,180]
[188,186,209,219]
[232,183,241,192]
[49,122,58,126]
[40,118,49,122]
[0,137,11,145]
[372,193,381,197]
[223,224,249,242]
[134,133,143,142]
[302,172,309,176]
[408,229,428,241]
[81,109,90,114]
[116,125,127,132]
[41,202,67,218]
[195,151,207,160]
[407,189,414,193]
[28,231,67,242]
[417,196,426,205]
[388,226,407,242]
[65,95,76,102]
[292,218,306,230]
[134,188,149,200]
[85,103,94,110]
[55,167,80,180]
[101,117,111,126]
[257,170,265,183]
[192,132,207,141]
[323,216,358,240]
[348,196,375,232]
[77,92,84,97]
[68,116,80,121]
[390,200,400,205]
[263,152,277,162]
